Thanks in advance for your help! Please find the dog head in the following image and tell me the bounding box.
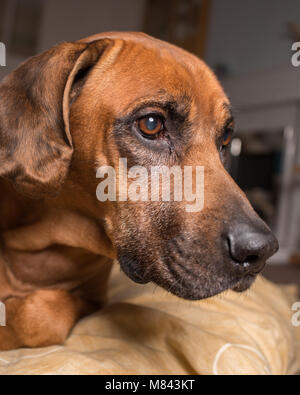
[0,32,278,300]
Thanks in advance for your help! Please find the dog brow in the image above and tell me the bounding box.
[121,97,190,123]
[223,103,234,125]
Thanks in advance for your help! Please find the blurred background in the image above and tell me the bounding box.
[0,0,300,285]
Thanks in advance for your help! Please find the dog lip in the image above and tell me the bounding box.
[231,274,256,292]
[131,274,150,284]
[230,258,266,276]
[165,255,258,296]
[123,268,150,284]
[117,253,151,284]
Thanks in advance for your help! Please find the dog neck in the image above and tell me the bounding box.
[0,178,115,260]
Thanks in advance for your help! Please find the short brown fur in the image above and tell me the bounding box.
[0,32,277,350]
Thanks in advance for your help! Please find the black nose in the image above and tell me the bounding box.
[227,222,279,273]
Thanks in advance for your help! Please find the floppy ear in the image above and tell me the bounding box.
[0,39,111,198]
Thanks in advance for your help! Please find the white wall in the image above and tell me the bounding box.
[206,0,300,76]
[0,53,24,80]
[2,0,300,79]
[39,0,146,51]
[0,0,146,79]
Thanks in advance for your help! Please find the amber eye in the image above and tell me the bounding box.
[137,115,164,138]
[222,127,234,147]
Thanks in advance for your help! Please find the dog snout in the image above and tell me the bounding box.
[225,221,279,274]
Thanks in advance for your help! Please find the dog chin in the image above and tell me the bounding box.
[118,252,258,300]
[152,274,257,300]
[231,274,256,292]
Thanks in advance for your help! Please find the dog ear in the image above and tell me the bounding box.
[0,39,112,198]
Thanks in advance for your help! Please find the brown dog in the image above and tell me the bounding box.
[0,32,278,350]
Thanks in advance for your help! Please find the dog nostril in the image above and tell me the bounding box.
[226,223,278,272]
[246,255,259,264]
[238,255,261,271]
[227,233,268,265]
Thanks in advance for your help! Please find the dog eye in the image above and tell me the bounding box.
[137,115,164,138]
[222,127,234,147]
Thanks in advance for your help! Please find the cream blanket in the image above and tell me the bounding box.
[0,265,299,375]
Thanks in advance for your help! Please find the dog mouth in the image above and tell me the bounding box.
[118,252,151,285]
[118,250,260,300]
[231,274,256,292]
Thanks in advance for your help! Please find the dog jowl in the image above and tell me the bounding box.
[0,32,278,350]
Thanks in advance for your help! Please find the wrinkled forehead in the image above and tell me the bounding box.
[85,33,230,124]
